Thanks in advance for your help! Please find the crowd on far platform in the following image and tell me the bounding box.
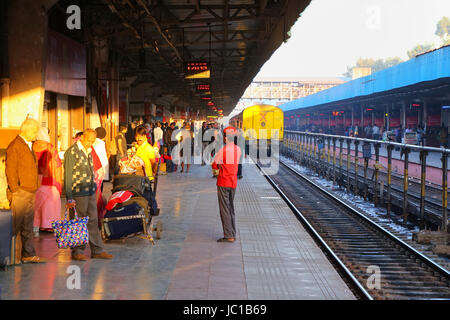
[301,123,448,148]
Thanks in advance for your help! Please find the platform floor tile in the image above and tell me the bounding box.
[0,163,354,300]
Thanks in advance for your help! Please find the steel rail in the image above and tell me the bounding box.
[279,159,450,279]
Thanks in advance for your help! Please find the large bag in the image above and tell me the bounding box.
[0,210,12,268]
[143,188,159,216]
[11,234,22,265]
[121,196,150,218]
[112,174,151,196]
[52,208,89,249]
[103,202,145,240]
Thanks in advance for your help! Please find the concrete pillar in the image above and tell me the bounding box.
[0,78,10,126]
[360,104,364,127]
[5,1,57,128]
[423,100,428,130]
[351,105,354,126]
[385,104,389,131]
[343,111,346,129]
[401,101,406,129]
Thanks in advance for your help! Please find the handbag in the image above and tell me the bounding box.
[52,208,89,249]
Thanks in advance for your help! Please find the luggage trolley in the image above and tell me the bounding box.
[102,158,163,244]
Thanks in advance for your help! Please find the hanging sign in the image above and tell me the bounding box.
[185,62,210,79]
[196,83,211,93]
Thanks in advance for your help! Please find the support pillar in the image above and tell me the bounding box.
[5,0,56,127]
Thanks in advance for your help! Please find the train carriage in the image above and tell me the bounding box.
[229,104,284,141]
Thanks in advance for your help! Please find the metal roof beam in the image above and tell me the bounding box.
[135,0,183,62]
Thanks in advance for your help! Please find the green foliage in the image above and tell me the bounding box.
[343,17,449,77]
[435,16,450,39]
[343,57,404,77]
[407,43,435,59]
[435,16,450,46]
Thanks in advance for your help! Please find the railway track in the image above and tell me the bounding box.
[257,159,450,300]
[287,150,448,227]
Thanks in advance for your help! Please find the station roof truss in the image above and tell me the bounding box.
[82,0,311,114]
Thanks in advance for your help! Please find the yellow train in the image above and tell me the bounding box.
[229,104,284,141]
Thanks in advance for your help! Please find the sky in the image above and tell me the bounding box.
[256,0,450,78]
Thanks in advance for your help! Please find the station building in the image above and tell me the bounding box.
[281,45,450,147]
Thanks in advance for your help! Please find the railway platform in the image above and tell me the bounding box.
[0,163,355,300]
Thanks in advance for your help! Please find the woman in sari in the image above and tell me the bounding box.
[33,127,62,233]
[92,127,109,226]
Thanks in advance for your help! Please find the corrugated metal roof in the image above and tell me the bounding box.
[280,45,450,112]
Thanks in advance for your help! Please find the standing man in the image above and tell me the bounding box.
[164,122,178,171]
[6,118,47,263]
[154,121,164,147]
[439,123,448,148]
[372,124,380,140]
[64,129,113,261]
[201,122,208,166]
[115,124,128,174]
[212,126,242,243]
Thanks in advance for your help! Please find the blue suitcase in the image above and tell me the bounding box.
[0,210,12,270]
[102,202,146,240]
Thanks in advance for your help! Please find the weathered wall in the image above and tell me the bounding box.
[4,0,57,127]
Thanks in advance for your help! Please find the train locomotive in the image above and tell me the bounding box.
[229,104,284,157]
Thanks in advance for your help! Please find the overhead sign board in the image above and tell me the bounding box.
[185,61,210,79]
[196,83,211,93]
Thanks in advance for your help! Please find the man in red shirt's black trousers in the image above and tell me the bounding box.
[212,126,242,243]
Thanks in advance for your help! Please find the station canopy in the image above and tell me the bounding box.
[82,0,311,114]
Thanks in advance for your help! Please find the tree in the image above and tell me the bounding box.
[343,57,403,77]
[407,43,435,59]
[435,16,450,46]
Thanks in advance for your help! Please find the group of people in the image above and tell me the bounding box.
[121,120,225,174]
[5,119,112,263]
[299,122,449,148]
[5,117,243,264]
[116,120,243,243]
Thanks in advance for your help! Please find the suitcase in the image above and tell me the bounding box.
[112,174,152,196]
[0,210,12,269]
[102,202,146,240]
[11,234,22,265]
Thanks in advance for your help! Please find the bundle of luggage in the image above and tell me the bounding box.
[0,210,22,270]
[162,149,174,173]
[102,174,160,241]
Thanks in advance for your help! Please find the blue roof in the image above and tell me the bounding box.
[280,45,450,112]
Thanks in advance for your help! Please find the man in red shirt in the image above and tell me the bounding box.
[212,126,242,243]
